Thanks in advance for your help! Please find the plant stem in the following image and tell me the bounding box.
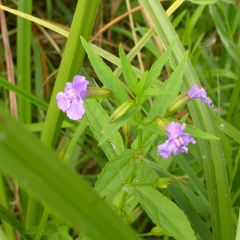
[17,0,32,123]
[30,1,100,238]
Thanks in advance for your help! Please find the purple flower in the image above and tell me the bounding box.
[56,75,89,120]
[157,122,196,159]
[187,84,213,107]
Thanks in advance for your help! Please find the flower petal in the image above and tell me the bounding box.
[187,84,214,107]
[64,82,73,93]
[66,99,85,120]
[157,140,172,159]
[56,92,70,112]
[72,75,89,99]
[167,122,183,139]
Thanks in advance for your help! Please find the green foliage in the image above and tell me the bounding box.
[133,186,197,240]
[0,0,239,239]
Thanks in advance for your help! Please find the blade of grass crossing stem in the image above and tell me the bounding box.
[17,0,32,124]
[0,109,141,240]
[139,1,234,240]
[27,0,100,232]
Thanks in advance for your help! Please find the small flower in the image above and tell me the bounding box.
[187,84,213,107]
[56,75,89,120]
[157,122,196,159]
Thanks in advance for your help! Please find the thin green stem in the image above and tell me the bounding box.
[63,119,87,164]
[17,0,32,124]
[33,208,49,240]
[30,1,100,238]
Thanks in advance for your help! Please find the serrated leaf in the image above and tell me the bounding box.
[95,150,135,198]
[133,186,197,240]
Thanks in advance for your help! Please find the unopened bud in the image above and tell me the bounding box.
[155,177,172,189]
[122,122,130,139]
[155,117,168,130]
[167,92,189,114]
[87,87,112,98]
[110,99,134,121]
[149,226,164,237]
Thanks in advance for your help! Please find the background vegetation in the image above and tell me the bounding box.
[0,0,240,239]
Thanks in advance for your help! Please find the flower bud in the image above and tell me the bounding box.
[167,92,188,115]
[87,87,112,98]
[155,117,168,130]
[109,99,134,121]
[155,177,172,189]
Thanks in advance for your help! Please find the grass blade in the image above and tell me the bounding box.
[17,0,32,123]
[0,109,141,240]
[140,1,234,239]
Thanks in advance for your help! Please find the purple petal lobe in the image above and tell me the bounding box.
[56,92,70,112]
[56,75,89,120]
[157,141,172,159]
[167,122,184,139]
[66,99,85,120]
[187,84,213,107]
[72,75,89,99]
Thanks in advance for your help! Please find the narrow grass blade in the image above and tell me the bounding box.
[17,0,32,123]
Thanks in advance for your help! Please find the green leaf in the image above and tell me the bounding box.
[95,150,134,198]
[133,186,197,240]
[188,0,230,5]
[85,99,125,158]
[216,117,240,144]
[150,53,188,118]
[186,124,219,140]
[81,37,129,104]
[119,45,138,94]
[0,109,140,240]
[99,106,140,145]
[144,40,175,89]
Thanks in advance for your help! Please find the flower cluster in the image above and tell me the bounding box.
[157,122,196,159]
[56,75,89,120]
[56,77,212,159]
[187,84,213,107]
[157,84,213,159]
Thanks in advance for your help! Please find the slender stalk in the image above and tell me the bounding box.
[140,1,234,240]
[28,1,100,237]
[17,0,32,123]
